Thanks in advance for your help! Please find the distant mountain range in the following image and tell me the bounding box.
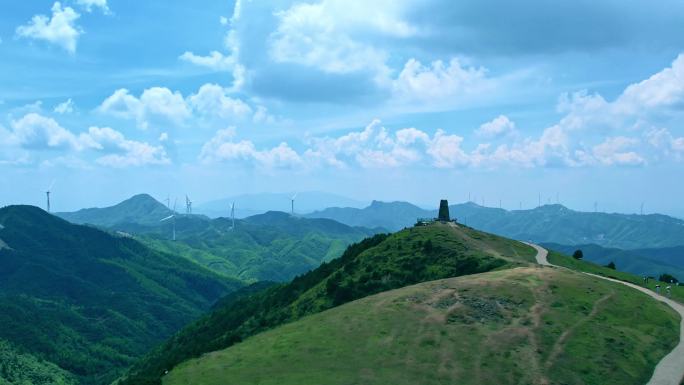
[307,201,684,250]
[0,205,241,384]
[57,194,377,282]
[195,191,367,218]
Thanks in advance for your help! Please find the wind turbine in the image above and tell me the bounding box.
[185,195,192,215]
[291,192,298,215]
[45,180,55,213]
[640,201,645,216]
[230,202,235,230]
[160,199,177,241]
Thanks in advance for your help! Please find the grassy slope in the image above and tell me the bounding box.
[0,206,242,385]
[547,251,684,304]
[165,267,679,385]
[117,223,536,385]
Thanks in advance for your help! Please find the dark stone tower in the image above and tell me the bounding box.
[438,200,450,221]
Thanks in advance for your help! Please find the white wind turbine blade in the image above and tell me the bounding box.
[160,215,174,222]
[291,192,298,200]
[47,179,55,191]
[173,198,177,212]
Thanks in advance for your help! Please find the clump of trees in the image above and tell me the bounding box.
[658,273,679,284]
[605,261,616,270]
[572,250,584,260]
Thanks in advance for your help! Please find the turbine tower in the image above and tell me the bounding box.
[230,202,235,230]
[291,192,298,215]
[160,199,178,241]
[45,180,55,213]
[640,202,645,216]
[185,195,192,215]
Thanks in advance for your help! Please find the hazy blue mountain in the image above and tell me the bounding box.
[115,211,379,282]
[305,200,427,231]
[195,191,367,218]
[0,205,242,385]
[307,201,684,249]
[542,243,684,280]
[56,194,178,227]
[630,246,684,269]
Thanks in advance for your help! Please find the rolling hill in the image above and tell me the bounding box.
[117,222,682,385]
[0,205,242,385]
[116,211,378,282]
[56,194,177,227]
[164,267,678,385]
[307,201,684,249]
[57,195,378,282]
[115,223,540,385]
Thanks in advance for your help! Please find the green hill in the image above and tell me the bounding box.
[116,211,378,282]
[307,201,684,249]
[116,223,536,385]
[56,194,177,227]
[0,205,242,385]
[164,267,678,385]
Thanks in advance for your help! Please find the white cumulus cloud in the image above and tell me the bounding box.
[87,126,170,167]
[53,98,74,114]
[199,128,301,168]
[16,2,82,53]
[98,87,190,129]
[475,115,517,138]
[75,0,109,13]
[188,84,252,119]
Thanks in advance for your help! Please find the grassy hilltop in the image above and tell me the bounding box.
[165,267,678,385]
[117,223,536,385]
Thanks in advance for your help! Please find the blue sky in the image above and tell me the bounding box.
[1,0,684,216]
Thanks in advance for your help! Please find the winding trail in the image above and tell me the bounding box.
[525,242,684,385]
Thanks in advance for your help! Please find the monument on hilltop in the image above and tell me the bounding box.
[438,200,450,222]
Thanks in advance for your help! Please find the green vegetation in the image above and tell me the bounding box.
[117,223,536,385]
[164,267,679,385]
[0,340,76,385]
[547,250,684,304]
[0,206,242,385]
